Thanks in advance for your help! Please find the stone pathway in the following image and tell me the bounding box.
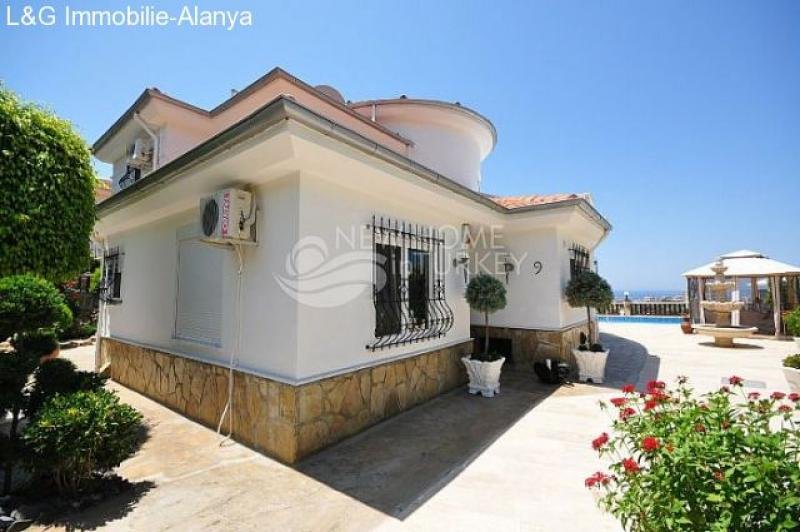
[43,326,795,531]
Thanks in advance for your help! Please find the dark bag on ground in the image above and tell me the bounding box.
[534,358,570,384]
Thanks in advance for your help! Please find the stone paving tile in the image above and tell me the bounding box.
[46,325,796,531]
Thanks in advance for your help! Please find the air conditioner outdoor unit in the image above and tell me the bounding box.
[199,188,256,244]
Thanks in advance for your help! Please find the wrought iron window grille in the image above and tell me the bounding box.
[100,247,124,304]
[569,244,591,280]
[367,215,454,350]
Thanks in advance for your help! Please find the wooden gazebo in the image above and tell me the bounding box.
[683,250,800,336]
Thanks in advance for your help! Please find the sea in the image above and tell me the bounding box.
[613,289,686,302]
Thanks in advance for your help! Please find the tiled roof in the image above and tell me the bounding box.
[95,179,113,203]
[488,192,589,210]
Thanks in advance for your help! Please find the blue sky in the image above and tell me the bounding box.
[2,0,798,291]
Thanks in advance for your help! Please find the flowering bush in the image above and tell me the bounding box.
[586,377,800,531]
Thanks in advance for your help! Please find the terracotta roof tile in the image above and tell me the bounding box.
[488,192,589,210]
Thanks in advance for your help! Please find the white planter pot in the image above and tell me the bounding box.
[572,348,609,384]
[784,366,800,394]
[462,356,505,398]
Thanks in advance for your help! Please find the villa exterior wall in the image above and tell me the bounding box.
[293,173,473,379]
[101,337,470,463]
[99,176,303,381]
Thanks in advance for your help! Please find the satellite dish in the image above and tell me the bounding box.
[314,84,345,104]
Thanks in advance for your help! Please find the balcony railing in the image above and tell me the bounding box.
[118,167,142,190]
[600,301,688,316]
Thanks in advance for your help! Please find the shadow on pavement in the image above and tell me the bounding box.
[296,370,557,520]
[595,332,660,391]
[47,480,155,531]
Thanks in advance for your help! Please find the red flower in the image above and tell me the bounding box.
[610,397,627,407]
[728,376,743,386]
[592,432,609,450]
[646,380,666,393]
[641,436,659,452]
[584,471,612,488]
[713,470,725,482]
[778,404,792,414]
[748,392,760,400]
[621,384,636,394]
[622,458,640,474]
[695,423,706,433]
[771,391,786,400]
[644,399,658,411]
[619,407,636,421]
[790,393,800,402]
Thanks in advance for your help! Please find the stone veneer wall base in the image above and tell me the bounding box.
[470,323,591,374]
[100,338,471,463]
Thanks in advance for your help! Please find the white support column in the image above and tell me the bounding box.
[732,277,740,326]
[698,278,706,324]
[772,276,782,337]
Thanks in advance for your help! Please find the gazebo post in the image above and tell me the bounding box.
[698,278,706,324]
[771,275,782,337]
[731,276,740,326]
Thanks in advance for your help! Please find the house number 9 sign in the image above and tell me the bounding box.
[533,261,543,275]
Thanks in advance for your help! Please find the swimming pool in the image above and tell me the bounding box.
[598,315,682,324]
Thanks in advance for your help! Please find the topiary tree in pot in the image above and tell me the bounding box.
[466,273,507,358]
[565,270,614,383]
[463,273,507,398]
[565,270,613,346]
[0,274,72,494]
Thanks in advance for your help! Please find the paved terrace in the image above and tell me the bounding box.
[47,324,795,531]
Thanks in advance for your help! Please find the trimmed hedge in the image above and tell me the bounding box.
[23,389,142,495]
[0,274,72,341]
[0,86,96,282]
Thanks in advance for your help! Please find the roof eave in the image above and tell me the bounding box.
[97,96,612,236]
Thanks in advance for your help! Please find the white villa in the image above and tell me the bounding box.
[93,68,611,462]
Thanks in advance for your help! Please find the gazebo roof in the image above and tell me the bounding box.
[683,250,800,278]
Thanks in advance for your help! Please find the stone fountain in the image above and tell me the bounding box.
[692,259,757,347]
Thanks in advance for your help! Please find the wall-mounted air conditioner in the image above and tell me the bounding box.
[199,188,257,244]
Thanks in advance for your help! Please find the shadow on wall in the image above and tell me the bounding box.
[295,370,558,520]
[598,332,661,391]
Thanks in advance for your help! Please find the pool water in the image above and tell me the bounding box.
[598,315,682,324]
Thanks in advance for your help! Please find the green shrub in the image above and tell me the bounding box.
[466,273,507,357]
[26,358,107,418]
[565,270,613,345]
[89,266,102,293]
[785,307,800,337]
[586,378,800,531]
[784,354,800,370]
[11,328,58,359]
[23,390,142,495]
[0,274,72,341]
[0,275,74,493]
[58,320,97,341]
[0,86,96,283]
